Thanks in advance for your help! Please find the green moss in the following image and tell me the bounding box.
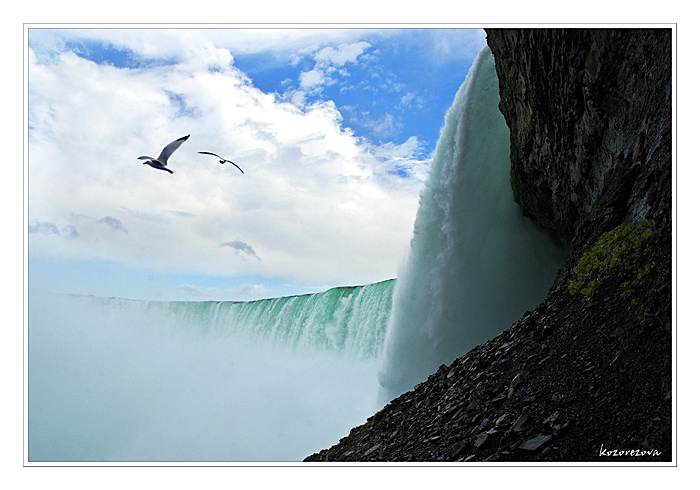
[568,220,657,303]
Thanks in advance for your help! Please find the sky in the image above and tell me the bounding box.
[11,8,691,485]
[26,27,488,301]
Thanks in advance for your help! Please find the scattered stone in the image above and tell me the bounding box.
[543,412,560,426]
[508,369,530,398]
[449,408,464,421]
[474,432,490,448]
[363,444,381,457]
[451,441,470,460]
[495,413,510,427]
[498,341,514,353]
[490,394,506,406]
[511,414,530,432]
[519,434,553,451]
[610,351,622,367]
[552,420,570,435]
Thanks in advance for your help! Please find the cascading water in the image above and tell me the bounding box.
[28,282,393,462]
[76,279,394,358]
[378,47,567,401]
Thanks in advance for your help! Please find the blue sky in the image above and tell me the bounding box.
[27,27,487,301]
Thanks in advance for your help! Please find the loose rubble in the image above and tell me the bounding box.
[305,255,671,462]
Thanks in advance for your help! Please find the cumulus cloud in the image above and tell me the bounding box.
[344,110,401,139]
[298,68,328,91]
[293,41,373,99]
[399,92,426,110]
[227,283,271,299]
[372,137,431,182]
[174,284,211,298]
[27,28,454,293]
[220,240,261,261]
[167,210,196,218]
[98,216,128,233]
[313,42,371,67]
[29,220,79,238]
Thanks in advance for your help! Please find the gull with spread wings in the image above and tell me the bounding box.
[199,151,245,174]
[138,135,190,174]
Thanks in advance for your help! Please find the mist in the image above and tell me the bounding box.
[28,290,382,462]
[378,47,566,401]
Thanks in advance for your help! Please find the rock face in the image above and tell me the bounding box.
[488,28,671,246]
[304,28,672,463]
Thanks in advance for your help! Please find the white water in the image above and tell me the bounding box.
[378,47,566,401]
[28,290,387,462]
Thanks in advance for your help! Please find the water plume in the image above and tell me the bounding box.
[378,47,566,401]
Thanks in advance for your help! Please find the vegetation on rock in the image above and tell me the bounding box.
[567,220,659,302]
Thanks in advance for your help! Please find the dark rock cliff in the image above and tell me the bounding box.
[305,28,672,463]
[489,28,671,247]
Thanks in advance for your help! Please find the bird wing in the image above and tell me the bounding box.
[199,151,244,173]
[198,151,222,159]
[137,156,153,160]
[157,134,190,164]
[228,161,245,174]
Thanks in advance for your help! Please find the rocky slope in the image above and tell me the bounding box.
[304,28,672,463]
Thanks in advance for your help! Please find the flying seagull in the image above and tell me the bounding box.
[199,151,244,174]
[138,135,190,174]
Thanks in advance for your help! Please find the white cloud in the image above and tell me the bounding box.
[227,283,271,299]
[28,220,79,238]
[313,41,371,67]
[175,282,271,300]
[361,112,400,139]
[424,29,487,64]
[98,216,128,233]
[292,41,373,100]
[371,137,431,182]
[400,92,425,110]
[27,30,425,289]
[298,68,328,90]
[175,284,211,297]
[220,240,261,260]
[28,28,382,66]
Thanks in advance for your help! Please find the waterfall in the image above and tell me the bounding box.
[62,279,394,358]
[378,47,566,401]
[27,282,394,462]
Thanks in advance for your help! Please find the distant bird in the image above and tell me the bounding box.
[138,135,190,174]
[198,151,244,174]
